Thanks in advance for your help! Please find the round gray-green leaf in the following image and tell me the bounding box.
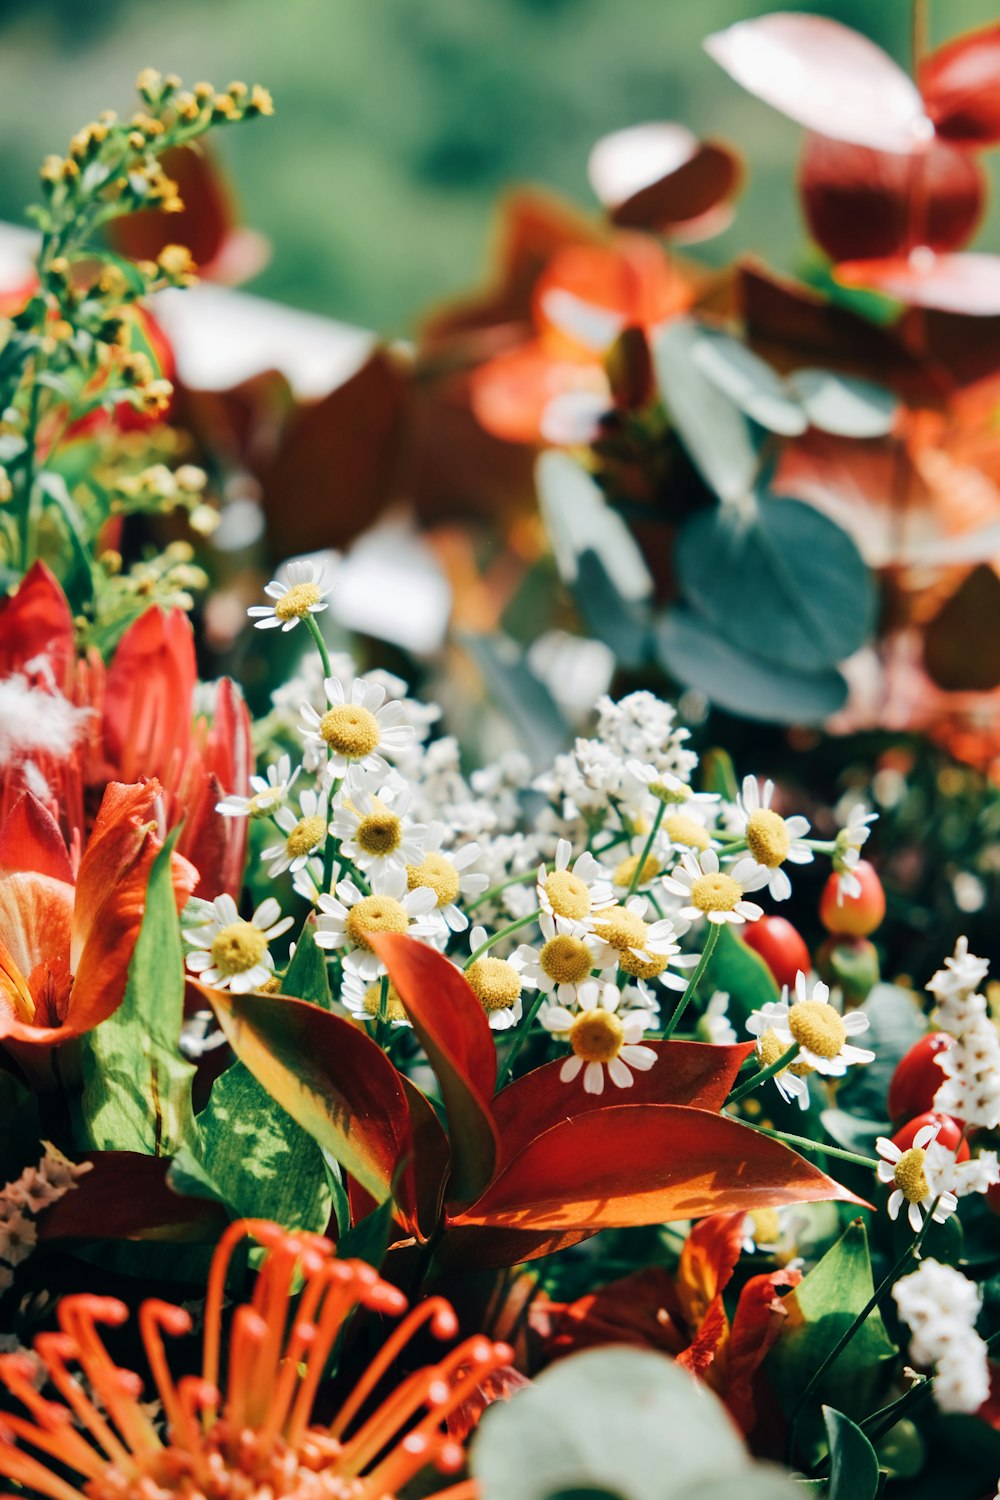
[690,326,806,436]
[790,369,897,438]
[652,319,759,504]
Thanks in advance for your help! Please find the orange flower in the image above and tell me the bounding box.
[0,781,196,1051]
[0,1218,513,1500]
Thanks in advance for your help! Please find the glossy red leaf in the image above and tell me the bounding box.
[0,561,74,681]
[924,565,1000,690]
[705,14,930,154]
[725,1266,801,1434]
[369,933,499,1201]
[920,25,1000,148]
[450,1104,867,1232]
[0,793,72,884]
[103,608,197,785]
[589,125,741,233]
[433,1223,595,1272]
[836,252,1000,314]
[491,1039,755,1168]
[202,986,422,1232]
[676,1211,746,1328]
[801,133,983,263]
[38,1150,226,1242]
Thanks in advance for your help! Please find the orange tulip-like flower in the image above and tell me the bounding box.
[0,781,196,1051]
[0,1219,513,1500]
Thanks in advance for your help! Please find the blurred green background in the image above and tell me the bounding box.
[0,0,998,334]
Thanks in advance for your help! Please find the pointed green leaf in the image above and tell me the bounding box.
[824,1406,881,1500]
[282,915,333,1009]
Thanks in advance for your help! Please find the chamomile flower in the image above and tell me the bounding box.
[301,676,416,779]
[514,911,607,1007]
[589,897,684,983]
[330,778,427,882]
[464,927,524,1030]
[340,968,411,1028]
[407,823,488,933]
[260,786,328,877]
[247,559,334,632]
[184,895,293,993]
[876,1124,959,1234]
[745,1004,812,1110]
[626,759,720,809]
[735,776,812,901]
[216,753,299,818]
[698,990,737,1046]
[541,980,657,1095]
[314,866,440,981]
[750,972,875,1078]
[537,838,615,929]
[662,847,768,926]
[833,802,878,899]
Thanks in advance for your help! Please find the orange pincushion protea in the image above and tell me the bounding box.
[0,1220,512,1500]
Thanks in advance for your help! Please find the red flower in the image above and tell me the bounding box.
[0,1218,511,1500]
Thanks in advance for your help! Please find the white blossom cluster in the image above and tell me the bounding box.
[893,1258,991,1415]
[928,937,1000,1134]
[0,1144,92,1293]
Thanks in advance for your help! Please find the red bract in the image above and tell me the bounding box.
[887,1033,954,1123]
[203,935,866,1269]
[0,563,251,898]
[741,914,811,991]
[891,1111,969,1161]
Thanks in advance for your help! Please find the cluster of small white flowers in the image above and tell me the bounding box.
[892,1259,991,1415]
[0,1144,92,1293]
[927,937,1000,1133]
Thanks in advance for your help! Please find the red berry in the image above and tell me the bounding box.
[819,860,886,937]
[742,915,811,991]
[890,1111,969,1161]
[887,1033,953,1123]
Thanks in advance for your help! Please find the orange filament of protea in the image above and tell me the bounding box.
[0,1217,513,1500]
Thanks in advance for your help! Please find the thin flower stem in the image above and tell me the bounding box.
[374,974,390,1050]
[591,831,630,858]
[662,923,719,1039]
[742,1121,878,1169]
[785,1205,938,1465]
[499,989,547,1089]
[626,800,666,899]
[467,867,540,913]
[465,911,540,969]
[321,776,343,896]
[303,611,333,681]
[726,1043,800,1106]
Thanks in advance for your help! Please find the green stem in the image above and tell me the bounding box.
[303,611,333,680]
[467,867,539,914]
[662,923,719,1040]
[626,801,666,899]
[374,974,390,1050]
[499,989,547,1089]
[744,1121,878,1169]
[727,1043,800,1106]
[465,911,540,968]
[19,369,43,569]
[591,831,629,858]
[321,776,343,896]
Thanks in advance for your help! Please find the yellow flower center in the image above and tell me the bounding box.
[210,920,268,976]
[407,851,461,908]
[320,703,381,759]
[757,1027,790,1070]
[256,976,282,995]
[466,957,522,1014]
[893,1147,930,1204]
[689,872,742,914]
[749,1207,780,1244]
[355,801,402,857]
[245,790,280,818]
[788,999,846,1060]
[273,581,322,621]
[285,814,326,860]
[593,905,648,953]
[664,813,710,851]
[345,895,410,951]
[649,780,689,804]
[544,868,592,921]
[540,934,594,986]
[570,1008,625,1063]
[613,852,660,889]
[746,809,790,868]
[361,981,407,1023]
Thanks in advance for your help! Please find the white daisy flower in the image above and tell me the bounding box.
[216,753,300,818]
[330,777,427,882]
[291,855,324,906]
[406,822,488,934]
[537,837,616,929]
[735,776,813,902]
[301,676,416,779]
[876,1123,960,1234]
[588,896,686,985]
[184,895,293,993]
[340,967,411,1029]
[541,979,657,1095]
[749,972,875,1078]
[313,865,441,981]
[463,926,524,1030]
[260,786,329,877]
[247,558,335,632]
[833,802,878,899]
[745,1002,812,1110]
[662,847,768,926]
[626,759,720,807]
[514,910,608,1007]
[698,990,737,1046]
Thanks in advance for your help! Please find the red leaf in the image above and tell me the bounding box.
[676,1211,746,1328]
[705,14,929,154]
[369,933,499,1202]
[589,125,741,234]
[546,1266,688,1360]
[38,1150,226,1242]
[434,1223,594,1273]
[614,144,741,234]
[0,561,74,682]
[677,1293,728,1380]
[725,1266,802,1434]
[491,1039,755,1168]
[0,794,72,883]
[836,251,1000,315]
[103,609,196,786]
[446,1365,530,1444]
[107,144,239,273]
[920,25,1000,148]
[450,1105,868,1232]
[203,987,423,1232]
[801,133,983,263]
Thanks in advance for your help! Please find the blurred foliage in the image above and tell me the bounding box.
[1,0,1000,332]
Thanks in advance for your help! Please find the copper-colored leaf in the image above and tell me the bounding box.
[107,144,234,272]
[38,1150,226,1242]
[921,24,1000,148]
[0,793,72,884]
[612,143,742,234]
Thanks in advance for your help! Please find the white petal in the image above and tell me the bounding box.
[583,1062,606,1095]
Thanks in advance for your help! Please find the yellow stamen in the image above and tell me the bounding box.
[407,852,460,908]
[354,802,402,857]
[345,896,409,951]
[466,957,522,1014]
[893,1147,930,1204]
[285,815,326,860]
[746,809,790,868]
[320,704,380,759]
[570,1008,624,1063]
[544,868,591,921]
[210,921,267,976]
[540,935,594,987]
[689,872,742,914]
[788,1000,846,1060]
[613,852,660,889]
[361,981,407,1023]
[664,813,710,851]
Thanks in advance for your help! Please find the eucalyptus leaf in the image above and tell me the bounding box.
[536,450,652,604]
[656,608,848,724]
[690,326,806,436]
[823,1406,881,1500]
[573,547,652,668]
[652,319,759,503]
[462,631,570,767]
[790,369,897,438]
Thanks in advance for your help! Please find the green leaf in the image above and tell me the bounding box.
[573,547,652,668]
[472,1346,799,1500]
[282,915,333,1009]
[0,1072,41,1183]
[837,985,927,1122]
[536,450,653,608]
[656,608,848,724]
[789,370,897,438]
[336,1195,395,1269]
[823,1406,881,1500]
[820,1108,890,1159]
[173,1061,332,1234]
[674,495,876,674]
[689,326,807,436]
[79,829,196,1157]
[462,631,569,766]
[653,319,759,503]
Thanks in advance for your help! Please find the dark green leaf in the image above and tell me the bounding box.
[462,631,570,766]
[282,915,333,1009]
[573,548,651,668]
[824,1406,881,1500]
[701,921,779,1031]
[336,1195,395,1269]
[837,986,927,1122]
